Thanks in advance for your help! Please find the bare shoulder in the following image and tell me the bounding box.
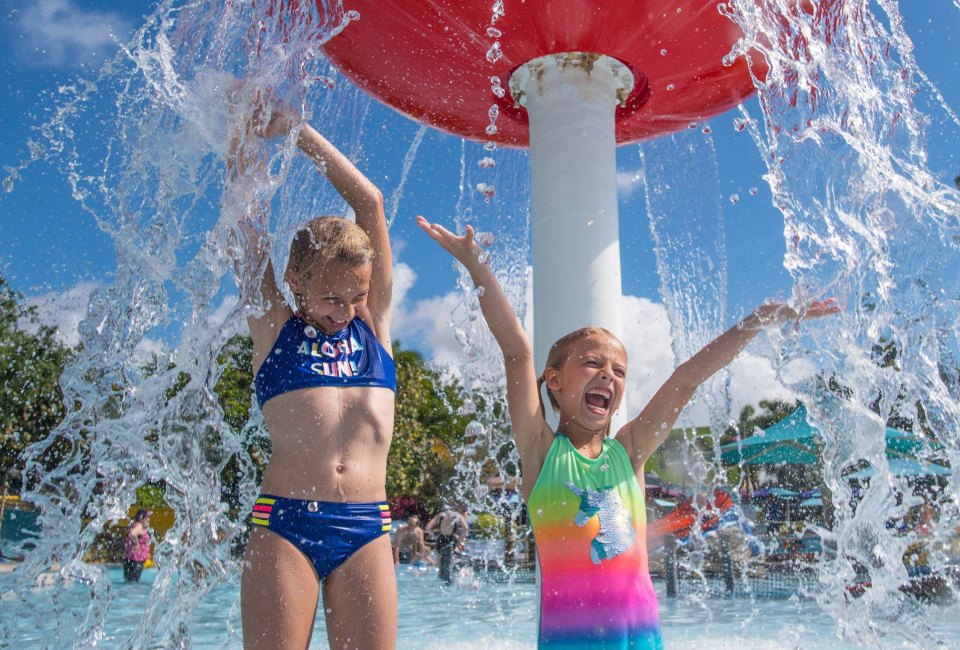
[356,304,392,355]
[248,301,293,373]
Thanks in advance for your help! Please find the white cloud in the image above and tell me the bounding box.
[394,276,794,427]
[392,262,416,308]
[616,167,646,198]
[619,295,676,420]
[15,0,135,67]
[23,281,101,347]
[392,291,465,367]
[23,281,169,360]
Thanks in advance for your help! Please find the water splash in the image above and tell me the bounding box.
[721,0,960,644]
[1,0,958,646]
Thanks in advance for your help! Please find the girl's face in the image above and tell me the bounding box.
[287,260,372,334]
[545,334,627,432]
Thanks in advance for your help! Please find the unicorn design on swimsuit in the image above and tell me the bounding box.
[565,482,635,564]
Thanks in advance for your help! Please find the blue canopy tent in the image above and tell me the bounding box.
[844,459,951,481]
[720,405,819,465]
[720,405,940,466]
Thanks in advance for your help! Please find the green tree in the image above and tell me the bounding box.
[388,345,469,512]
[213,334,268,509]
[0,276,73,492]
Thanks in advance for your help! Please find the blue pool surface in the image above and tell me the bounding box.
[4,564,960,648]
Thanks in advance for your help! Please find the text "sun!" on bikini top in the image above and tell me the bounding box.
[253,314,396,408]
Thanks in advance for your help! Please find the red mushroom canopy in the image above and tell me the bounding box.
[320,0,765,147]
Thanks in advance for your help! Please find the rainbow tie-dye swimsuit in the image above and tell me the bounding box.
[527,434,663,649]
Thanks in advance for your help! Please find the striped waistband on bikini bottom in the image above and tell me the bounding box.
[251,495,392,532]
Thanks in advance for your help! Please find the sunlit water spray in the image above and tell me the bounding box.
[1,0,959,647]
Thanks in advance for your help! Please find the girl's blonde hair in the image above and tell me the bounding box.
[536,326,626,416]
[286,216,373,280]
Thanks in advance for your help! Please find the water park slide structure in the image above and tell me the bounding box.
[647,489,733,545]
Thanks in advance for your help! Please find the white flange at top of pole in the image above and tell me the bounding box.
[508,52,635,112]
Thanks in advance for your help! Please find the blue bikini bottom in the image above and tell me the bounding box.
[251,494,392,580]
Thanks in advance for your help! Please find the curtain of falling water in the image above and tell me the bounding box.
[640,130,732,486]
[723,0,960,644]
[0,1,398,647]
[446,142,531,515]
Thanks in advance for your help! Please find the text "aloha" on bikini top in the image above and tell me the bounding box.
[254,314,396,408]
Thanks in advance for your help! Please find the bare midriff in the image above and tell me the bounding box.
[258,385,394,503]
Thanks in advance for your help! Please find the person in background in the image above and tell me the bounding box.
[426,503,469,584]
[393,515,432,565]
[122,509,152,582]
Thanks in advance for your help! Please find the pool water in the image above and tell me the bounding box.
[6,564,960,649]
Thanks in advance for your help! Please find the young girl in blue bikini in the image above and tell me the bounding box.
[228,98,396,649]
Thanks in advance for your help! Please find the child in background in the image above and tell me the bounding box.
[228,98,396,649]
[122,509,152,583]
[418,216,837,648]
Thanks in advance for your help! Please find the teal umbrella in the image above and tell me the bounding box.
[738,442,819,466]
[720,405,818,465]
[721,405,941,466]
[884,427,940,456]
[845,459,951,480]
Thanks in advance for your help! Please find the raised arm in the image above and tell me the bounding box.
[296,125,392,338]
[417,217,554,486]
[617,299,839,473]
[224,104,292,370]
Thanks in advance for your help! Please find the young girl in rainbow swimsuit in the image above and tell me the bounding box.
[418,217,837,649]
[228,100,397,649]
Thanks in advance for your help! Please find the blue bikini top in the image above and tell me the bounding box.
[254,314,396,408]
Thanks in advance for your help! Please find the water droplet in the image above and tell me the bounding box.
[733,118,748,132]
[660,422,668,429]
[702,126,712,134]
[722,53,736,67]
[486,42,503,64]
[676,7,682,13]
[477,250,491,264]
[488,104,499,121]
[344,10,360,21]
[476,182,495,199]
[666,83,675,91]
[688,122,698,130]
[660,49,668,56]
[458,402,477,416]
[476,285,486,297]
[749,187,759,196]
[478,157,496,169]
[474,231,495,247]
[485,124,498,135]
[483,141,497,151]
[486,27,502,38]
[730,194,740,204]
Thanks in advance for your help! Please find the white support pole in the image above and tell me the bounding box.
[510,53,633,431]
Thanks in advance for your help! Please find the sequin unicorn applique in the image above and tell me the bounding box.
[565,482,636,564]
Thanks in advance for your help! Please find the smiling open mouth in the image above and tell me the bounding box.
[585,388,612,411]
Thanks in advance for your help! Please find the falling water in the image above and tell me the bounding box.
[720,0,960,645]
[0,0,958,647]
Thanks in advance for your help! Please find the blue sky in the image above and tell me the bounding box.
[1,1,958,421]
